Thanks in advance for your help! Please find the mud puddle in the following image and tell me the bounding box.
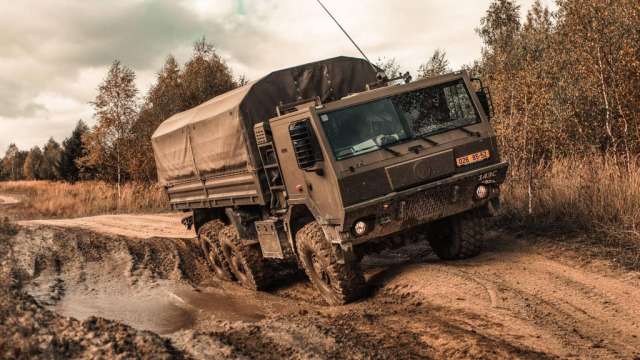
[29,278,274,335]
[4,220,640,359]
[15,225,303,336]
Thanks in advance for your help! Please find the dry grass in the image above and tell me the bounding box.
[501,157,640,266]
[0,181,168,219]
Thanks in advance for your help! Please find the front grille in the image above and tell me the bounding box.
[400,181,474,223]
[402,186,451,222]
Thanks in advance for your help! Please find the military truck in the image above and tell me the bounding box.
[151,56,508,305]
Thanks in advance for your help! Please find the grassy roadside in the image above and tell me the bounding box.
[0,181,168,219]
[500,157,640,269]
[1,158,638,268]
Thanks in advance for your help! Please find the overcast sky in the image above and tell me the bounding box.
[0,0,554,153]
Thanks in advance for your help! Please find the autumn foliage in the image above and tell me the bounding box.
[1,1,639,245]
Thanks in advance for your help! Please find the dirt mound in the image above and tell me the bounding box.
[0,220,187,359]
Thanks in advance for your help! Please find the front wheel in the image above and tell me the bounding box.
[428,210,486,260]
[296,221,366,305]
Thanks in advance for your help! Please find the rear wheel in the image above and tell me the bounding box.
[428,210,486,260]
[219,225,272,290]
[198,220,234,281]
[296,221,365,305]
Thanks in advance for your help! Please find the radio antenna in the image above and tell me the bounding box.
[314,0,377,70]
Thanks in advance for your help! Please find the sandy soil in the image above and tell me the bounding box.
[18,213,193,239]
[2,215,640,359]
[0,194,20,205]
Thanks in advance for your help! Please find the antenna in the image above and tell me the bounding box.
[314,0,377,71]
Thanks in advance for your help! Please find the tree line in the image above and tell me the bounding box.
[2,0,639,185]
[0,36,447,185]
[475,0,640,170]
[0,38,239,184]
[0,121,87,182]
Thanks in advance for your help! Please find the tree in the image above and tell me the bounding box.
[40,138,63,180]
[374,57,403,79]
[23,146,43,180]
[1,144,26,181]
[129,55,185,182]
[79,60,138,203]
[59,120,88,183]
[417,49,450,78]
[128,40,239,182]
[181,38,237,109]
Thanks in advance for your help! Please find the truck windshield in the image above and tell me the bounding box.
[319,79,479,160]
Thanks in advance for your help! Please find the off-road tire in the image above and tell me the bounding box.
[198,220,234,281]
[219,225,271,290]
[428,210,486,260]
[296,221,366,305]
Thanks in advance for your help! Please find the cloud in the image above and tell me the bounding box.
[0,0,553,153]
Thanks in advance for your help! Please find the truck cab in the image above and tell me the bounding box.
[269,70,506,254]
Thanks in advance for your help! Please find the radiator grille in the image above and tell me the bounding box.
[403,187,451,221]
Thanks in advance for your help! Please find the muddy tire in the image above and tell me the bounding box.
[219,225,271,290]
[198,220,234,281]
[428,210,486,260]
[296,221,366,305]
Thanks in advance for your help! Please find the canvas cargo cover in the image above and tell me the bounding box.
[151,56,379,185]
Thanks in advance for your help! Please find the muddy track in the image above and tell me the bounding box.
[2,217,640,359]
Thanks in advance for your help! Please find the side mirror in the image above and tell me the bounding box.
[475,89,492,119]
[289,119,324,173]
[471,77,494,120]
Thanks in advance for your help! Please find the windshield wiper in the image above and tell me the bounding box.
[379,144,402,156]
[458,126,481,137]
[417,134,439,146]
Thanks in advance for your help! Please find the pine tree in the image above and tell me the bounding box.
[59,120,88,183]
[40,138,62,180]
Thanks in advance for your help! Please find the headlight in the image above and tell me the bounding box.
[475,184,490,200]
[353,220,368,236]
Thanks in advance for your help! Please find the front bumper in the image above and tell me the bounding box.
[339,161,509,245]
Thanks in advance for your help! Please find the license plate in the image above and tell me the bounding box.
[456,150,490,167]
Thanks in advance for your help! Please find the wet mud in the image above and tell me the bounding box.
[2,219,640,359]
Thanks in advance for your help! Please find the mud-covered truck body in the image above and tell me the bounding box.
[152,56,508,304]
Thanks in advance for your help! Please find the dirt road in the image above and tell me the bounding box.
[0,194,20,205]
[3,214,640,359]
[19,213,193,239]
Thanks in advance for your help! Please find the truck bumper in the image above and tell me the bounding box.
[338,161,509,246]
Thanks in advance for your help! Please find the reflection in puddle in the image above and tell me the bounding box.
[28,277,275,335]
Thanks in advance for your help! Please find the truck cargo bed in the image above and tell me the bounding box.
[166,170,264,210]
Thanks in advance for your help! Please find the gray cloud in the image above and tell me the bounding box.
[0,0,553,153]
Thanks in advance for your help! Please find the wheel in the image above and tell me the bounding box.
[198,220,234,281]
[296,221,366,305]
[428,210,486,260]
[219,225,271,290]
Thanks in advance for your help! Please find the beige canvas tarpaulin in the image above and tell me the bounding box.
[151,56,379,185]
